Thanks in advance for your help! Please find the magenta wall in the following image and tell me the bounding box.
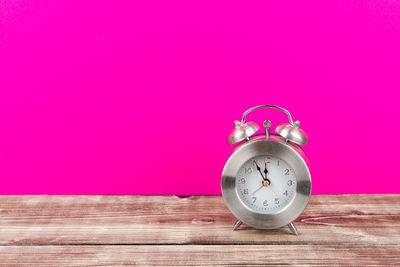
[1,0,399,194]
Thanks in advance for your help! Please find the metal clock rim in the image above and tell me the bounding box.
[221,139,312,229]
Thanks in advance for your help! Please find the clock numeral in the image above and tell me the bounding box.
[274,198,279,204]
[252,197,257,203]
[287,180,293,186]
[245,168,252,174]
[243,189,248,195]
[277,160,280,166]
[284,169,290,175]
[241,178,246,184]
[283,190,288,196]
[263,200,268,206]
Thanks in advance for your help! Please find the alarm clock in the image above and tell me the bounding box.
[221,105,311,235]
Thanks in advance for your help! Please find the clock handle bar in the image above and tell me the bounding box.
[241,105,294,125]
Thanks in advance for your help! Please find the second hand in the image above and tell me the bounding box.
[267,186,281,201]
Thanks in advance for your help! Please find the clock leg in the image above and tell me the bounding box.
[233,219,242,231]
[288,222,298,235]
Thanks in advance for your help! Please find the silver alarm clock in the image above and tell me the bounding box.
[221,105,311,235]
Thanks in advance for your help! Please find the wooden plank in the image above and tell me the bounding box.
[0,245,399,266]
[0,195,398,245]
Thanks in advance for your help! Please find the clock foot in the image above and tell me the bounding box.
[233,219,242,231]
[288,222,298,235]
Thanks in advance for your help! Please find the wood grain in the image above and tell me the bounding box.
[0,195,398,266]
[0,245,399,266]
[0,195,398,245]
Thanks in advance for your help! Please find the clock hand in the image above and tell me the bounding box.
[252,179,270,195]
[253,160,266,180]
[252,184,264,195]
[264,162,268,179]
[267,186,281,201]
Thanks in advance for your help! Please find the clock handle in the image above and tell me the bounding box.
[240,105,294,125]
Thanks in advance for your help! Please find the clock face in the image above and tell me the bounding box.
[236,155,296,214]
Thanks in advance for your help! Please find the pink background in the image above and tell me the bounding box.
[1,0,399,194]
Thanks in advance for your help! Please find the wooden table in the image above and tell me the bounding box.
[0,195,398,266]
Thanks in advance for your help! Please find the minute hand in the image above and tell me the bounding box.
[253,161,265,180]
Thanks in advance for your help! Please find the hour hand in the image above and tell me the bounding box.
[264,162,268,179]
